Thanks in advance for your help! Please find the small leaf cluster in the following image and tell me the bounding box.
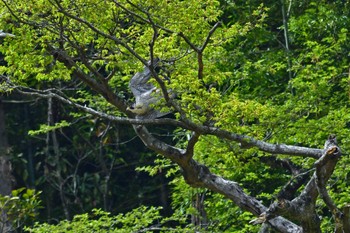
[0,188,42,231]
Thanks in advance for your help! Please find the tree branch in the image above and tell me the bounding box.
[134,124,302,232]
[10,79,324,160]
[184,132,200,161]
[276,169,313,200]
[200,21,221,52]
[199,125,323,158]
[50,0,148,67]
[257,135,342,232]
[113,0,174,35]
[12,86,187,127]
[315,135,342,232]
[45,45,128,111]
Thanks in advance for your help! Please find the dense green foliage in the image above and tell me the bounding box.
[0,188,41,232]
[25,206,192,233]
[0,0,349,232]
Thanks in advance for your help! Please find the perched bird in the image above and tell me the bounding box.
[0,30,15,37]
[127,59,170,119]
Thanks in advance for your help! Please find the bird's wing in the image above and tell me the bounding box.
[129,66,155,97]
[128,58,171,119]
[129,58,161,95]
[0,30,15,37]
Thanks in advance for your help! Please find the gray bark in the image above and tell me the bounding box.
[134,125,303,233]
[0,98,13,232]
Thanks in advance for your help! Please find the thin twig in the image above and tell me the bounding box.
[51,0,148,66]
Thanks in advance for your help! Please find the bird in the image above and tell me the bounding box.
[0,30,15,37]
[127,59,170,119]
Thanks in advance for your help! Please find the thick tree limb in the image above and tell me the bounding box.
[134,125,302,233]
[315,135,342,232]
[255,135,342,232]
[343,205,350,233]
[198,125,322,158]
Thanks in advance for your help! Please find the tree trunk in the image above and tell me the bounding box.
[0,98,14,232]
[0,99,11,195]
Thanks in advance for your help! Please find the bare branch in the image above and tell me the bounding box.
[13,87,188,128]
[178,32,199,52]
[276,168,313,200]
[148,26,158,68]
[112,1,221,85]
[113,0,174,35]
[184,132,200,161]
[45,45,128,111]
[200,21,221,52]
[50,0,148,66]
[315,135,342,231]
[134,125,302,232]
[64,33,106,81]
[197,52,204,80]
[182,21,221,81]
[261,135,343,232]
[134,125,185,163]
[195,123,323,158]
[280,0,293,91]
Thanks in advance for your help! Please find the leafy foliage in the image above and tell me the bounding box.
[0,188,42,231]
[25,206,192,233]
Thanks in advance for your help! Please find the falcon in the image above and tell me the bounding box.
[127,59,170,119]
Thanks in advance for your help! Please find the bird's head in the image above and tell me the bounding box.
[127,103,149,115]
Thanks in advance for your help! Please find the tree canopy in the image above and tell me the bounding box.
[0,0,350,232]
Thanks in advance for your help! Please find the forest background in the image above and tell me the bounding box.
[0,0,349,232]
